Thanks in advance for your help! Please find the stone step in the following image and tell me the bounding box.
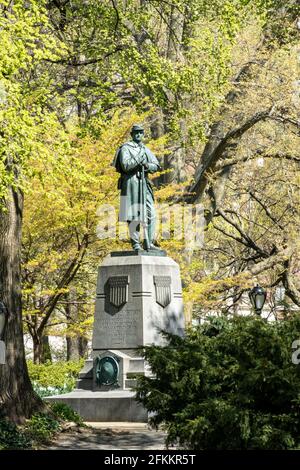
[125,379,137,388]
[128,358,145,373]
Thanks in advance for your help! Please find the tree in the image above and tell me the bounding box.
[136,315,300,449]
[0,0,299,421]
[0,0,64,421]
[182,138,300,317]
[44,0,247,180]
[188,0,300,208]
[175,0,300,317]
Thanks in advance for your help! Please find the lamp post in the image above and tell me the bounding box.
[248,285,266,315]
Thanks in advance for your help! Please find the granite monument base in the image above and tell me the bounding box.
[46,250,184,422]
[46,390,147,422]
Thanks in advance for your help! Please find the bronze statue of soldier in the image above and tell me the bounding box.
[112,124,161,251]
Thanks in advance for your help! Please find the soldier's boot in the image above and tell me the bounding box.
[129,222,142,251]
[145,215,160,251]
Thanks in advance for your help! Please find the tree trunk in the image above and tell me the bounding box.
[66,336,79,361]
[66,336,88,360]
[41,335,52,363]
[33,334,42,364]
[78,336,88,359]
[65,288,88,360]
[0,187,44,422]
[32,334,52,364]
[163,6,187,184]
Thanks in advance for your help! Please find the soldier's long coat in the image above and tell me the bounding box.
[112,141,160,222]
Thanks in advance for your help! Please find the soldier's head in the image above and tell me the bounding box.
[131,124,144,143]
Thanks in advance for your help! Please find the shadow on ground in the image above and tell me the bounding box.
[47,426,168,450]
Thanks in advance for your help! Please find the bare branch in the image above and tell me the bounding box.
[216,207,268,257]
[216,151,300,170]
[43,46,124,66]
[110,0,120,35]
[282,260,300,307]
[249,191,284,230]
[247,248,292,276]
[270,114,300,132]
[212,222,257,251]
[37,234,89,335]
[185,108,274,203]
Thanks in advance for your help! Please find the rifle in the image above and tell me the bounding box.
[141,161,150,251]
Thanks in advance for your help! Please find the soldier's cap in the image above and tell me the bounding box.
[131,124,144,133]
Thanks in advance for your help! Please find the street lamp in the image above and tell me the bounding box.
[248,285,266,315]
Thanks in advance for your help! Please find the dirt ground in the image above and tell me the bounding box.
[46,422,169,450]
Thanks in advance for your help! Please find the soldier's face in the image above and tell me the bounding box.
[132,131,144,143]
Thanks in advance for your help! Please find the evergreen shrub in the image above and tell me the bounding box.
[136,315,300,449]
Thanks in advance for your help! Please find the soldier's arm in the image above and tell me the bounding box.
[144,148,161,174]
[119,146,145,172]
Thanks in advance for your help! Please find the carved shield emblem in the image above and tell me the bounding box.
[154,276,171,308]
[108,276,129,308]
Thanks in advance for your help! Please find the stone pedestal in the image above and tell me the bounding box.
[93,252,184,350]
[0,340,5,364]
[46,251,184,421]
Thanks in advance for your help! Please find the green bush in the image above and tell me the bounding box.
[27,360,84,397]
[0,388,85,449]
[25,413,61,445]
[0,419,31,450]
[136,315,300,450]
[50,402,83,425]
[0,412,61,449]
